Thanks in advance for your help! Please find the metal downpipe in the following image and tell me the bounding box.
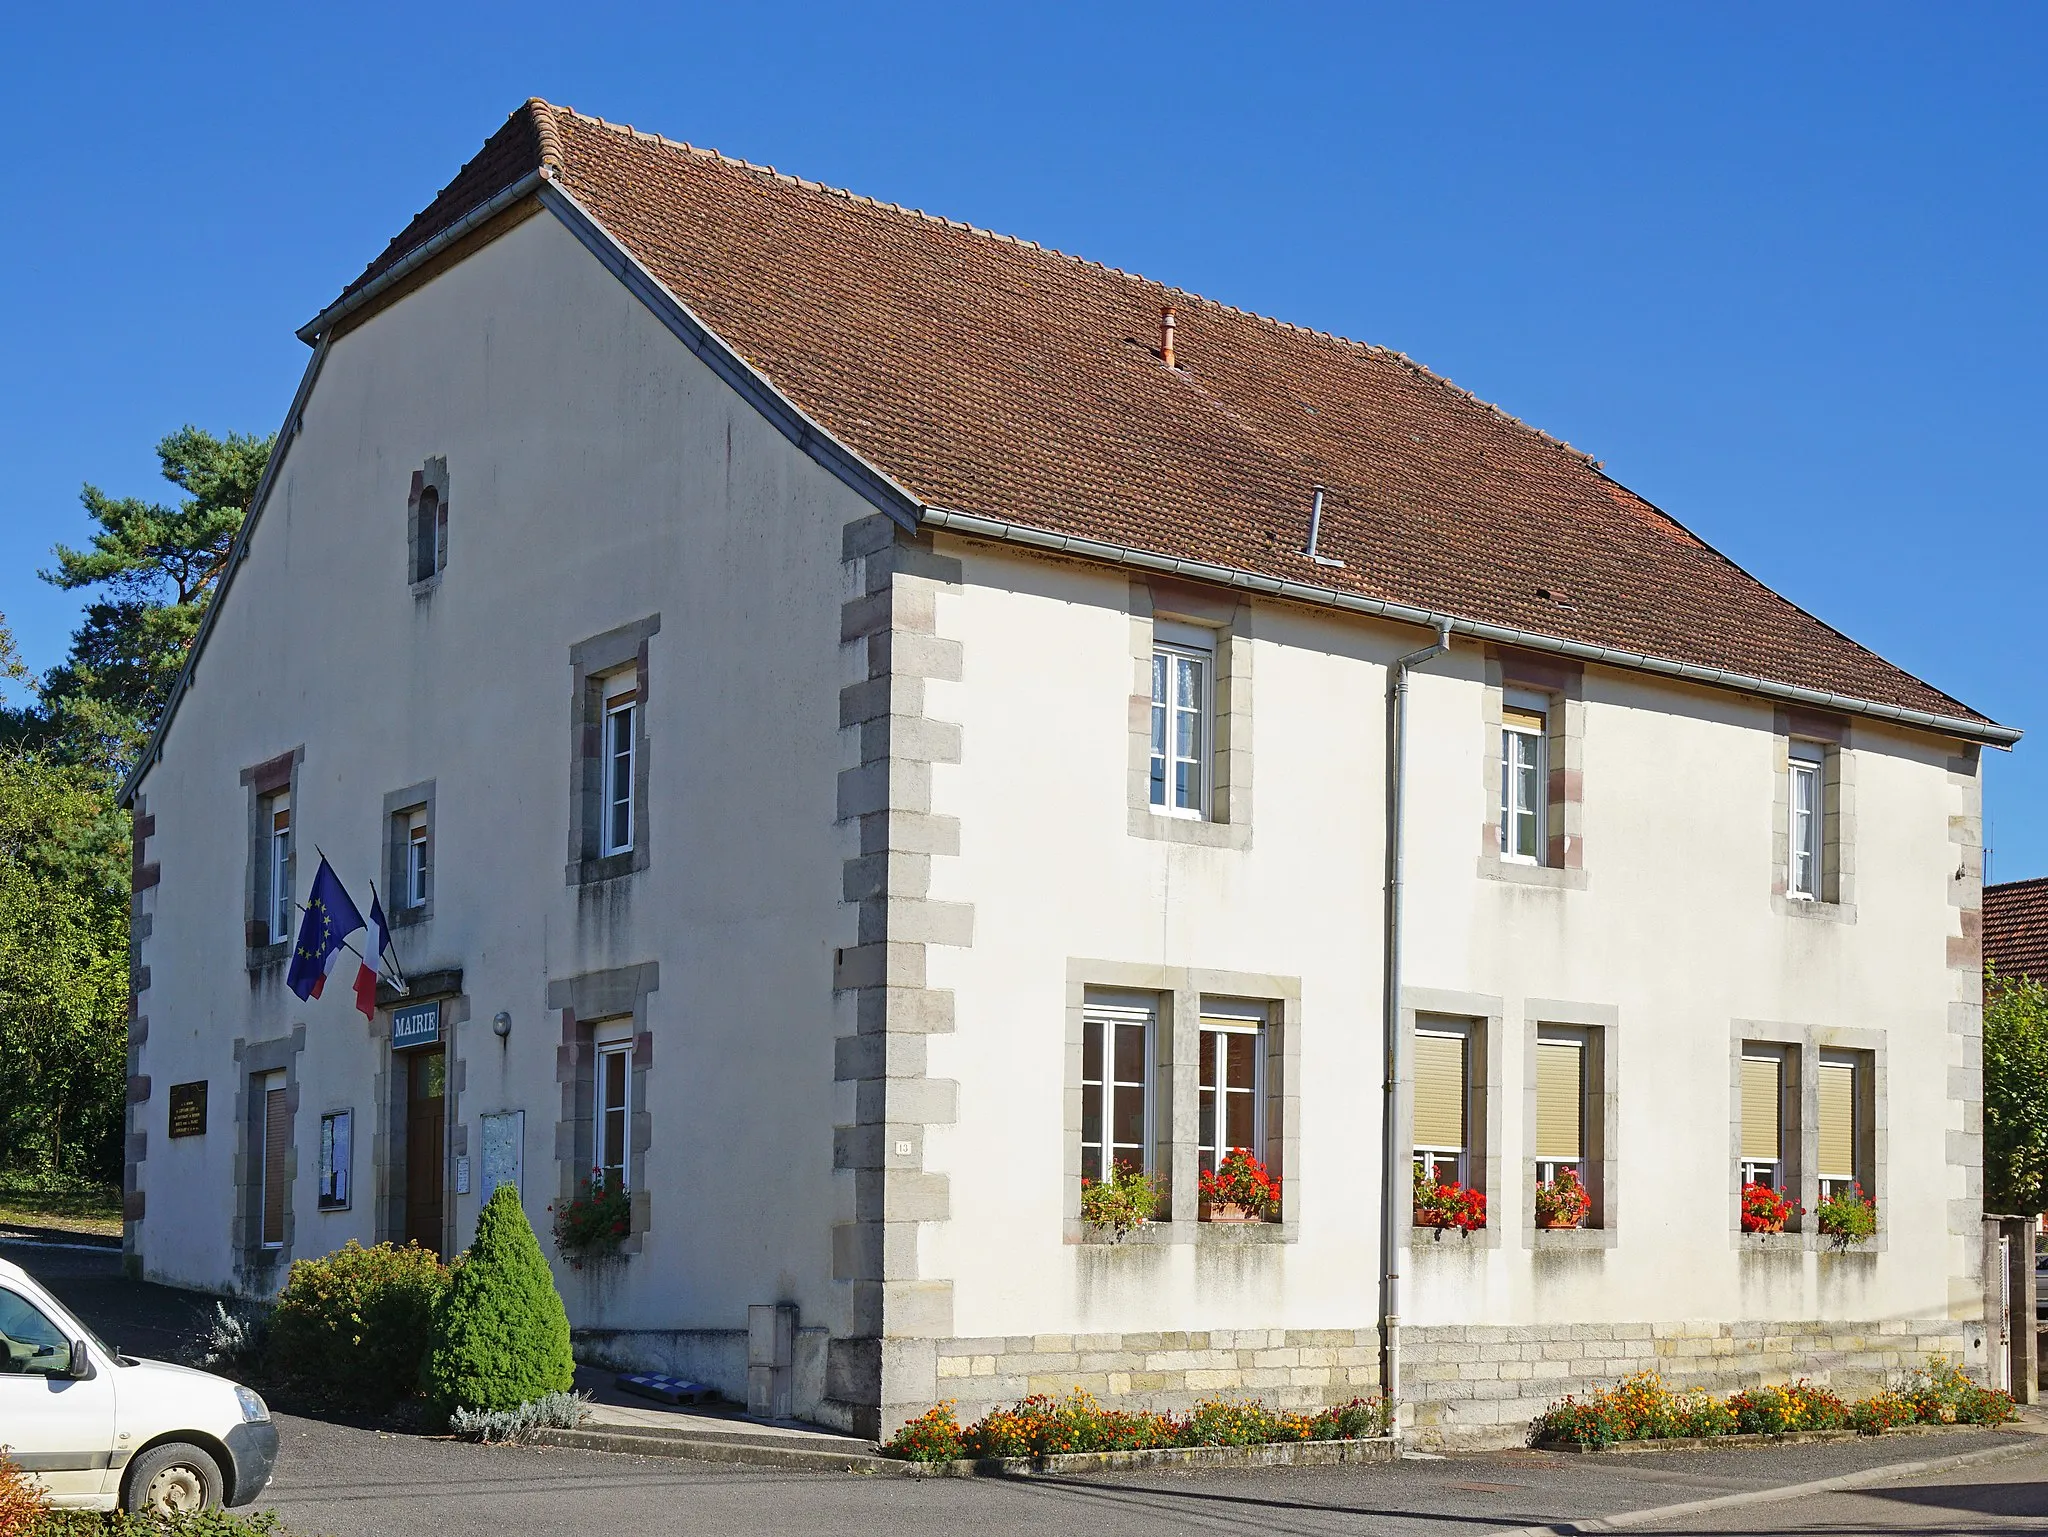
[1381,621,1451,1435]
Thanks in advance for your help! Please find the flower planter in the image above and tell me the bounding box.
[1201,1201,1257,1224]
[1536,1213,1584,1230]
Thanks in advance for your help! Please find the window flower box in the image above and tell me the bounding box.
[1740,1181,1800,1236]
[1816,1184,1877,1245]
[1080,1161,1161,1241]
[1198,1148,1280,1223]
[1413,1165,1486,1234]
[1534,1168,1590,1230]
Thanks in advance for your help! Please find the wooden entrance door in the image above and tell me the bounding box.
[405,1047,446,1254]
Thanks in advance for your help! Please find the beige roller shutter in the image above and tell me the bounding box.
[1414,1032,1466,1150]
[1536,1039,1584,1161]
[1740,1054,1782,1163]
[1818,1060,1856,1180]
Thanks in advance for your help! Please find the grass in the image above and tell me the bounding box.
[0,1169,122,1237]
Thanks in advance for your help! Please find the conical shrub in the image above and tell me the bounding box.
[424,1183,576,1413]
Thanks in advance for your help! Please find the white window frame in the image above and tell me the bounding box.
[593,1024,633,1191]
[404,813,430,910]
[1788,741,1824,901]
[1413,1025,1471,1188]
[601,688,636,857]
[1198,1001,1267,1177]
[265,792,293,943]
[1500,690,1548,865]
[1081,1000,1157,1183]
[1149,622,1215,821]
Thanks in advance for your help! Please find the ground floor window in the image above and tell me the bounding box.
[1818,1049,1871,1202]
[1740,1047,1788,1192]
[258,1071,289,1250]
[1533,1029,1585,1186]
[594,1025,633,1191]
[1413,1026,1471,1187]
[1081,998,1155,1184]
[1197,1000,1265,1175]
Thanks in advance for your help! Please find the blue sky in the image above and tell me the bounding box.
[4,4,2043,871]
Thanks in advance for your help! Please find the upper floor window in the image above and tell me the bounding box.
[602,680,637,856]
[263,791,293,943]
[1500,692,1548,864]
[1149,623,1214,820]
[412,487,444,583]
[404,810,430,909]
[1788,741,1824,900]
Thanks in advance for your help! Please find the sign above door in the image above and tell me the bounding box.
[392,999,441,1051]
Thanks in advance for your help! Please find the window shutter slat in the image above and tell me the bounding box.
[262,1084,290,1246]
[1413,1033,1466,1150]
[1536,1040,1583,1160]
[1740,1055,1781,1162]
[1818,1061,1856,1179]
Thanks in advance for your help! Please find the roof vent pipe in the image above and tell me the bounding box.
[1160,306,1177,369]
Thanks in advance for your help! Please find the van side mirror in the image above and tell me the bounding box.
[66,1341,93,1380]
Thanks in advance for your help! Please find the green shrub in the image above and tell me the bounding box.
[33,1512,288,1535]
[1078,1162,1161,1240]
[266,1240,448,1410]
[424,1183,575,1414]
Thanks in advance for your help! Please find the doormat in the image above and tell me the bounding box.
[617,1373,721,1406]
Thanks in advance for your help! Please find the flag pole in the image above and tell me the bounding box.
[367,877,412,996]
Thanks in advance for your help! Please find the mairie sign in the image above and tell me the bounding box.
[391,999,441,1051]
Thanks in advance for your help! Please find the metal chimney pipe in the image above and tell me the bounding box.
[1160,306,1177,369]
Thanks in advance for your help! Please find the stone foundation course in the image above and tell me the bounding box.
[931,1318,1978,1451]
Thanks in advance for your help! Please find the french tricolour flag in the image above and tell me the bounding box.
[353,891,393,1022]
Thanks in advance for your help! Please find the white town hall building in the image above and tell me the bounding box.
[120,100,2018,1444]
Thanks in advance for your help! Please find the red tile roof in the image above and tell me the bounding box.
[335,100,1998,732]
[1987,878,2048,985]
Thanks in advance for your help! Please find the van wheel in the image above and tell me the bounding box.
[124,1441,224,1515]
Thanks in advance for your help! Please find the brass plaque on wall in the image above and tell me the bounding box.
[168,1080,208,1138]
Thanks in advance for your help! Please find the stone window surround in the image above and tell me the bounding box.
[1478,650,1586,890]
[549,962,659,1252]
[383,780,436,927]
[370,974,468,1255]
[566,615,660,886]
[1404,987,1506,1250]
[1125,578,1254,851]
[231,1026,305,1289]
[407,457,449,592]
[1063,959,1300,1246]
[1772,708,1857,924]
[1521,998,1620,1251]
[240,748,303,968]
[1728,1020,1887,1253]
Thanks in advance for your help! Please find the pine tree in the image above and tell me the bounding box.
[424,1184,576,1413]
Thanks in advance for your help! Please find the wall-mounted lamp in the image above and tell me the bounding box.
[492,1011,512,1041]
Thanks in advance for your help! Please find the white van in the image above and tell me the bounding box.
[0,1255,277,1515]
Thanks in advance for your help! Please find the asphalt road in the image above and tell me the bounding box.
[9,1238,2046,1536]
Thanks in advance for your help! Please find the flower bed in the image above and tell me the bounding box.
[1531,1360,2014,1450]
[883,1390,1389,1463]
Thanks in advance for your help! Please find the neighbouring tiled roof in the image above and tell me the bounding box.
[336,100,1996,729]
[1987,878,2048,985]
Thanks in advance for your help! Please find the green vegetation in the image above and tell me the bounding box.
[267,1241,450,1411]
[1985,967,2048,1215]
[1530,1360,2015,1449]
[424,1184,576,1414]
[0,1169,121,1237]
[3,1447,293,1534]
[1077,1161,1161,1239]
[882,1390,1390,1462]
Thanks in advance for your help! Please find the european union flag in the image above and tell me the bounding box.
[287,857,366,1002]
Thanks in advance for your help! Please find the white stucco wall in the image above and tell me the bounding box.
[132,207,868,1342]
[919,537,1978,1343]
